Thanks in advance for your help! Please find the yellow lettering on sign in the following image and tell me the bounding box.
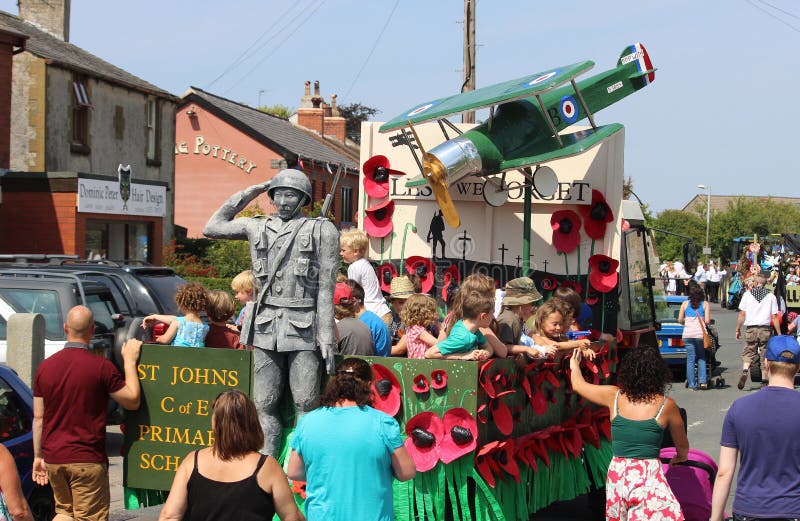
[140,453,181,472]
[169,366,240,387]
[137,364,160,381]
[160,396,174,413]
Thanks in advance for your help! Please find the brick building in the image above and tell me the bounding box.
[0,0,178,264]
[175,82,359,237]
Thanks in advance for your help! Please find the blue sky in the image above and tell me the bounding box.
[2,0,797,212]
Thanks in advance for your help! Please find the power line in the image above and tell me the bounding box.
[342,0,401,101]
[206,1,303,89]
[755,0,800,20]
[222,0,328,95]
[747,0,800,33]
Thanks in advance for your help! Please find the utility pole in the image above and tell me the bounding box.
[461,0,476,124]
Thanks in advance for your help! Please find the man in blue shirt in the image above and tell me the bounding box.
[710,335,800,521]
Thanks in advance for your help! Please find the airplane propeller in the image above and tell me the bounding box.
[406,122,465,228]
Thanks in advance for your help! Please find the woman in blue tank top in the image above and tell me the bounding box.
[678,283,711,389]
[570,345,689,521]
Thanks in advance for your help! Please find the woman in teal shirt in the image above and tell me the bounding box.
[570,345,689,520]
[288,358,416,520]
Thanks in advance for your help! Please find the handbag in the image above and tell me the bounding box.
[698,314,712,351]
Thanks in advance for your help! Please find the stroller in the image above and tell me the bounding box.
[688,322,725,388]
[660,447,718,521]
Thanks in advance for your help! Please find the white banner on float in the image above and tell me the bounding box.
[77,177,166,217]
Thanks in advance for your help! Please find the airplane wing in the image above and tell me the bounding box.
[498,124,624,171]
[379,61,594,133]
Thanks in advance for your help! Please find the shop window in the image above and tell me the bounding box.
[146,97,161,165]
[86,220,152,263]
[71,77,91,154]
[341,186,353,223]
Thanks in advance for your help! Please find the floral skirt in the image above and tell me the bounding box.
[606,456,684,521]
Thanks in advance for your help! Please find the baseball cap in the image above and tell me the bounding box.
[765,335,800,363]
[333,282,352,305]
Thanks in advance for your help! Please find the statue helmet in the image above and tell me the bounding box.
[267,169,312,206]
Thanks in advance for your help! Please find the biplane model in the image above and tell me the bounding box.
[378,42,656,228]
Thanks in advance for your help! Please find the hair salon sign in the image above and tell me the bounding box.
[77,176,167,217]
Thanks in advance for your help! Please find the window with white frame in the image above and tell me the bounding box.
[146,97,159,161]
[71,77,91,149]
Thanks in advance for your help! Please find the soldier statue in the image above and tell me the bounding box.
[203,169,339,456]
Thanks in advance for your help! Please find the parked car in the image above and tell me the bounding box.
[0,271,123,363]
[0,364,55,521]
[655,295,688,374]
[0,257,187,368]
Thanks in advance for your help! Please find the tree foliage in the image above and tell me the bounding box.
[649,197,800,265]
[259,104,293,119]
[338,102,380,144]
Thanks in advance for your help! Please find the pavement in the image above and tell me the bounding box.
[107,301,747,520]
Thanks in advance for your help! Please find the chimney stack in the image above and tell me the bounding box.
[325,94,346,143]
[296,80,324,135]
[18,0,71,41]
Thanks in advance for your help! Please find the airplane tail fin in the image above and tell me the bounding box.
[617,43,655,87]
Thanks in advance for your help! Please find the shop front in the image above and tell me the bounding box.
[0,172,168,264]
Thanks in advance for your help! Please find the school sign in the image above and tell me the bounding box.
[124,346,253,490]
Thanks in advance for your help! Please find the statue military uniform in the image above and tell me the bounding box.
[203,169,338,456]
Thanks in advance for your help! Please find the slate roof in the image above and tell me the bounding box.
[182,87,359,172]
[0,10,176,100]
[682,194,800,214]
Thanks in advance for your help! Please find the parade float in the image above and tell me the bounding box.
[123,42,667,520]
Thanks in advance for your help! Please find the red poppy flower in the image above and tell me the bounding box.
[377,263,398,294]
[588,254,619,293]
[413,374,430,394]
[585,286,599,305]
[405,256,435,294]
[550,210,581,253]
[441,264,461,302]
[560,279,583,296]
[541,275,559,291]
[579,190,614,240]
[430,369,448,390]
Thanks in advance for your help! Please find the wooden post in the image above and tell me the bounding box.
[461,0,476,124]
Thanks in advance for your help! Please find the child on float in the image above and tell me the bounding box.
[339,228,392,326]
[496,277,557,360]
[231,269,256,330]
[552,285,593,332]
[400,293,440,359]
[143,282,209,347]
[332,282,375,357]
[343,279,392,357]
[531,300,596,359]
[438,273,507,358]
[387,276,414,355]
[425,290,494,361]
[204,290,241,349]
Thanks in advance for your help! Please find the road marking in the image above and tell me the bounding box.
[686,420,704,430]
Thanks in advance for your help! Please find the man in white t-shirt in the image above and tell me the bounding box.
[736,270,781,390]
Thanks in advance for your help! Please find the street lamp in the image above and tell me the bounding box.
[697,184,711,256]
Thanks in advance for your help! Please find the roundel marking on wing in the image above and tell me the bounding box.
[407,103,436,117]
[526,70,558,86]
[559,95,579,124]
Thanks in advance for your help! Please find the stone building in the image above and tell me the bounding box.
[175,82,359,237]
[0,0,178,264]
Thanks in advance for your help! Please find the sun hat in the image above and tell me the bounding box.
[765,335,800,363]
[588,254,619,293]
[389,276,415,300]
[364,199,394,238]
[403,412,443,472]
[502,277,543,306]
[439,408,477,464]
[370,363,401,417]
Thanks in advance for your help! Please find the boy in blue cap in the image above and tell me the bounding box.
[710,335,800,521]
